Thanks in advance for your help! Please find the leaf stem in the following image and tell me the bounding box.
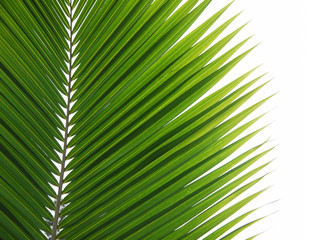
[51,1,73,239]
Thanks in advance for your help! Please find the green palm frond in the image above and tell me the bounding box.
[1,0,274,239]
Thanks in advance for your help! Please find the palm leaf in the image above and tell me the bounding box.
[1,0,274,239]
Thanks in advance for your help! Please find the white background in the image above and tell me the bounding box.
[188,0,320,239]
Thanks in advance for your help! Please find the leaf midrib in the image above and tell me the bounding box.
[51,0,74,239]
